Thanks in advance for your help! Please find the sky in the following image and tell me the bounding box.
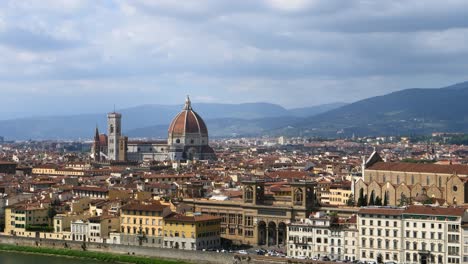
[1,0,468,119]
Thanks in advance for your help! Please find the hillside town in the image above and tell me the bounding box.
[1,101,468,264]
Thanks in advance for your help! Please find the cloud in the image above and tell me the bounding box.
[0,0,467,118]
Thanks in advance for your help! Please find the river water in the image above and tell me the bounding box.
[0,251,105,264]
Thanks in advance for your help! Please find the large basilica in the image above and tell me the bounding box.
[92,96,216,162]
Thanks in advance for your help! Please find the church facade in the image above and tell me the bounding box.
[92,96,216,162]
[354,151,468,206]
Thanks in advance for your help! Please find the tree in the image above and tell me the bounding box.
[47,206,57,227]
[375,196,382,206]
[369,191,375,206]
[329,212,339,227]
[383,192,388,206]
[347,194,355,207]
[357,189,365,207]
[398,194,410,206]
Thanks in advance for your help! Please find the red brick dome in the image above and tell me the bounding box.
[168,96,208,136]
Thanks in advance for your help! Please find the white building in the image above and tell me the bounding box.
[287,212,331,260]
[71,220,88,242]
[358,206,467,264]
[286,206,467,264]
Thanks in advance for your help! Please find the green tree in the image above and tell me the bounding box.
[375,196,382,206]
[369,192,375,206]
[347,194,355,207]
[383,192,388,206]
[357,189,365,207]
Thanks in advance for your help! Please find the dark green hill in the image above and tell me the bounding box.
[294,81,468,137]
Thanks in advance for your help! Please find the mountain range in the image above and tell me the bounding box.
[291,81,468,137]
[0,101,345,140]
[1,81,468,140]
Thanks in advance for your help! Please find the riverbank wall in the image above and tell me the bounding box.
[0,235,233,264]
[0,235,333,264]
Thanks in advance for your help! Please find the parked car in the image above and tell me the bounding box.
[238,250,248,255]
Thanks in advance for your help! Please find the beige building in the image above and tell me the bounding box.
[4,204,49,236]
[163,213,222,250]
[355,152,468,206]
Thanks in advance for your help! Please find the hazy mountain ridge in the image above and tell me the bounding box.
[3,80,468,140]
[0,102,343,140]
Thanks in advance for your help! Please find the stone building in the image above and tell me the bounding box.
[190,180,318,246]
[354,151,468,206]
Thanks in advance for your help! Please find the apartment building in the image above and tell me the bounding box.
[163,213,222,250]
[287,206,467,264]
[119,202,171,247]
[358,206,467,264]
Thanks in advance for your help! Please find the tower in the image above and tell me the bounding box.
[93,126,101,162]
[290,181,317,210]
[242,180,265,205]
[107,112,122,161]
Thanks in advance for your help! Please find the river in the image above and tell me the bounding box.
[0,251,105,264]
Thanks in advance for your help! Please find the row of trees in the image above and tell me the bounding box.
[353,189,390,207]
[349,189,415,207]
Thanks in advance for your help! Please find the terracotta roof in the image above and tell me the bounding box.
[168,108,208,135]
[359,205,466,217]
[0,161,16,165]
[99,134,108,146]
[404,205,465,217]
[121,202,168,212]
[367,162,468,175]
[358,207,405,216]
[73,186,108,193]
[164,213,221,223]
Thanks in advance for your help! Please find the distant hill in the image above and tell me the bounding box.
[4,80,468,140]
[288,102,348,117]
[289,81,468,137]
[0,102,340,140]
[127,116,304,138]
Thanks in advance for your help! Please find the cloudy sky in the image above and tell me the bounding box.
[1,0,468,119]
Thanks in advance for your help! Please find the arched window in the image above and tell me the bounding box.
[439,177,442,188]
[294,188,303,205]
[244,186,253,202]
[411,175,415,185]
[426,176,430,186]
[397,175,400,184]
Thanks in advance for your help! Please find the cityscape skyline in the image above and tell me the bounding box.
[1,0,468,118]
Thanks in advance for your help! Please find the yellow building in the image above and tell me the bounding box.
[4,204,49,236]
[163,213,222,250]
[329,186,352,206]
[119,202,171,247]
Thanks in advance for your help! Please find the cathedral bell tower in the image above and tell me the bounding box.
[107,112,122,161]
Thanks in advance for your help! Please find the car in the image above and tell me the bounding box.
[296,256,307,260]
[238,250,248,255]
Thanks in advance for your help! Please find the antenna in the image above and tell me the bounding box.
[113,104,116,113]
